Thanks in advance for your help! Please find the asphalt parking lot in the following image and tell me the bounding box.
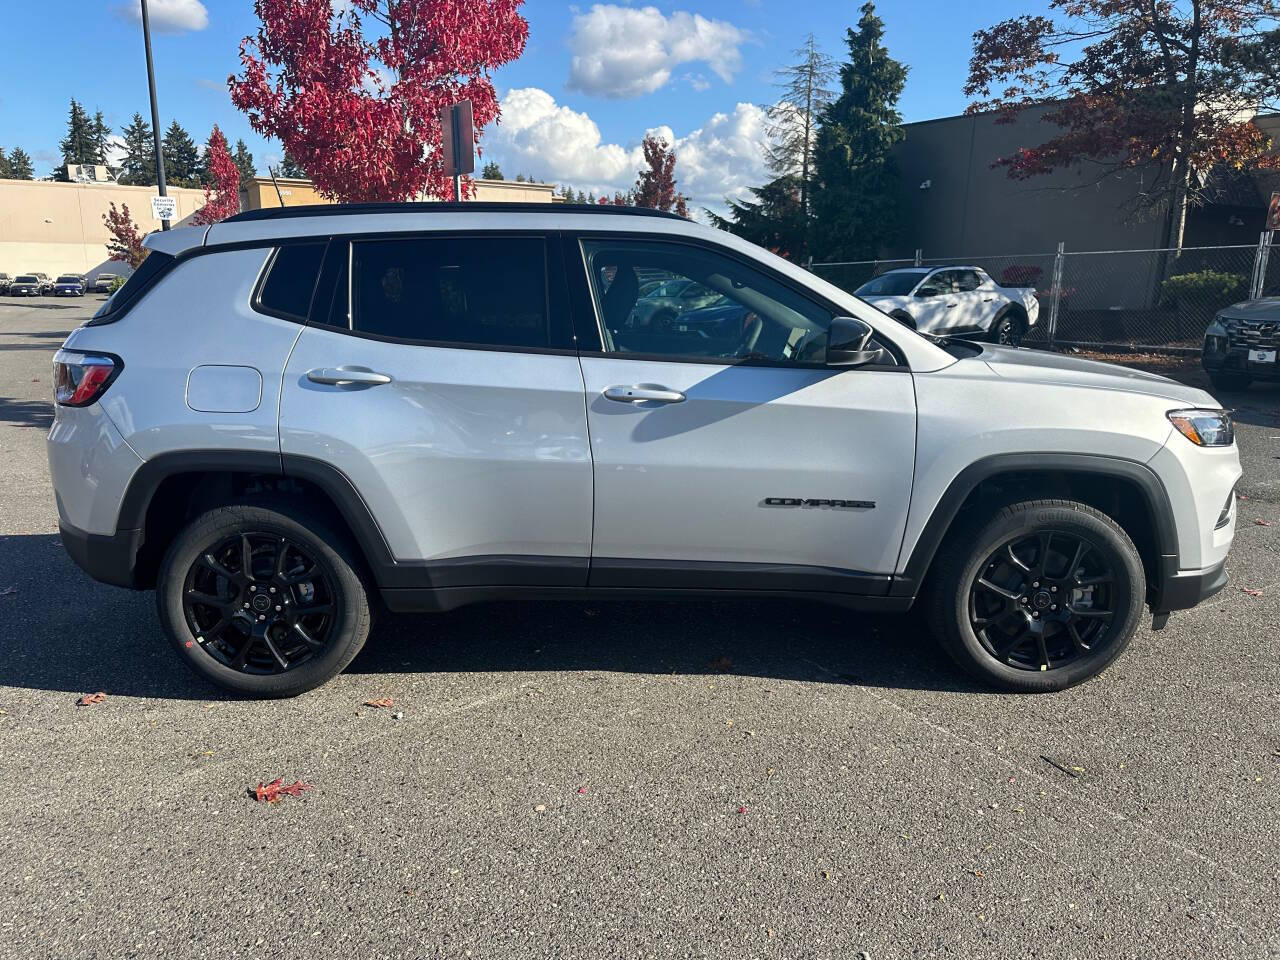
[2,298,1279,959]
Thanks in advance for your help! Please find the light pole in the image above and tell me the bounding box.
[139,0,169,230]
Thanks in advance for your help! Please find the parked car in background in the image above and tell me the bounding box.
[48,203,1238,698]
[856,266,1039,344]
[9,275,43,297]
[87,272,119,293]
[54,275,86,297]
[30,272,54,295]
[1202,297,1280,391]
[0,273,12,294]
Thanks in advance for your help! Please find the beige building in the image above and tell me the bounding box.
[0,175,560,279]
[240,175,560,210]
[0,178,209,278]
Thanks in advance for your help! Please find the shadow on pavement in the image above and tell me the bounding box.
[0,397,53,429]
[0,533,980,700]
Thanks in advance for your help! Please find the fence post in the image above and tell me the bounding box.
[1046,241,1066,348]
[914,248,923,267]
[804,255,814,272]
[1251,231,1273,299]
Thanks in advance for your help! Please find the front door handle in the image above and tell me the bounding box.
[306,366,392,386]
[603,384,686,404]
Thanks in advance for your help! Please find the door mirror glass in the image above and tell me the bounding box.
[827,316,883,367]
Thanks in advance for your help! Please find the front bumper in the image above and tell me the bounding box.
[1203,346,1280,381]
[1151,555,1228,614]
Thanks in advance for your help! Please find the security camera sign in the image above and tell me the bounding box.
[1268,191,1280,232]
[150,195,177,222]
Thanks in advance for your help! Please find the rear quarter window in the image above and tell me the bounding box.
[254,243,326,321]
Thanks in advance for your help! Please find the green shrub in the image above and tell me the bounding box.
[106,275,127,295]
[1159,270,1247,310]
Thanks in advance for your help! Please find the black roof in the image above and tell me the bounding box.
[225,201,687,224]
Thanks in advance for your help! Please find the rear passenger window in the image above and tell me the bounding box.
[256,243,325,320]
[349,237,549,348]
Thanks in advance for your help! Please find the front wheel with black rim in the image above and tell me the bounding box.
[926,499,1145,692]
[156,501,372,697]
[989,311,1021,345]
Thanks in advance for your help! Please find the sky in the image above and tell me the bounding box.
[0,0,1044,214]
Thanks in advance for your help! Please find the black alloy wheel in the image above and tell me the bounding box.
[968,530,1117,673]
[992,314,1019,345]
[182,531,337,674]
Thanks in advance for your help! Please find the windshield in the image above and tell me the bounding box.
[856,271,927,296]
[56,276,80,283]
[15,276,36,283]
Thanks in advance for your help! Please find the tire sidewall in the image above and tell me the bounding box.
[945,505,1145,691]
[156,504,370,697]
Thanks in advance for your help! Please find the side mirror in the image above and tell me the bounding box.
[827,316,884,367]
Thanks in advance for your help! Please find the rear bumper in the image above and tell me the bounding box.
[59,522,142,589]
[1151,556,1228,614]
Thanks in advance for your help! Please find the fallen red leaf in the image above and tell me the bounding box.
[76,692,106,706]
[364,697,394,708]
[254,778,313,803]
[1242,587,1264,597]
[1255,519,1272,527]
[737,805,748,814]
[577,786,587,795]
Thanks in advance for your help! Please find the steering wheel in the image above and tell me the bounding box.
[734,313,764,356]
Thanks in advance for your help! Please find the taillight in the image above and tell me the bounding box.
[52,349,122,407]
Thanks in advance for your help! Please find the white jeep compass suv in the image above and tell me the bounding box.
[48,203,1241,696]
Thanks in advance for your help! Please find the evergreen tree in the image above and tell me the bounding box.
[162,120,201,187]
[56,99,96,179]
[480,160,503,180]
[278,150,306,179]
[233,140,257,185]
[707,175,807,261]
[766,34,836,255]
[118,113,156,186]
[8,148,34,180]
[91,110,112,165]
[0,149,10,179]
[811,2,907,262]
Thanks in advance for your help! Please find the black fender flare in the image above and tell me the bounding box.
[890,452,1179,599]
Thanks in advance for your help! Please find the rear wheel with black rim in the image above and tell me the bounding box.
[156,501,371,697]
[926,499,1145,692]
[989,311,1022,345]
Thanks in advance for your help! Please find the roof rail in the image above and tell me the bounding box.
[224,201,689,224]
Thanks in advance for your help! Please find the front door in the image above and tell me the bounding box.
[569,236,917,594]
[279,234,593,587]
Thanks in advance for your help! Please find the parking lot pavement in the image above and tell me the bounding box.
[2,299,1279,959]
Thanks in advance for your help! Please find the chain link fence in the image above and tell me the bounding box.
[810,233,1276,353]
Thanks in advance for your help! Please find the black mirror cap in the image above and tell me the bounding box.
[829,315,874,353]
[828,347,888,367]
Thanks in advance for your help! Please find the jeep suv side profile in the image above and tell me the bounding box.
[48,204,1240,697]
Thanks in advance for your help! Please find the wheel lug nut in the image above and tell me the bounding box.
[1032,581,1040,588]
[243,602,250,609]
[250,585,257,592]
[269,587,276,594]
[1020,596,1028,604]
[1050,604,1058,611]
[1050,585,1057,592]
[1032,611,1040,618]
[275,605,281,612]
[257,614,265,621]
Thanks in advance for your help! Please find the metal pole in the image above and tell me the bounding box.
[267,166,285,207]
[1047,241,1066,347]
[139,0,169,230]
[453,174,462,202]
[1251,230,1272,300]
[914,248,923,267]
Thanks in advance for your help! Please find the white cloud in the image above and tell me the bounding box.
[567,4,747,99]
[115,0,208,34]
[486,88,770,217]
[105,135,127,169]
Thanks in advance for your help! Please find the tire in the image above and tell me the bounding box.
[989,310,1022,345]
[156,500,372,697]
[1207,370,1251,393]
[925,499,1145,692]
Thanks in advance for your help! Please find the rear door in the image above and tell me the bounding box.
[566,234,916,592]
[279,233,593,587]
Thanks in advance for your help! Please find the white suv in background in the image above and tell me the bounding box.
[856,265,1040,344]
[47,204,1238,696]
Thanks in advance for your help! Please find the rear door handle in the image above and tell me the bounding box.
[306,366,392,386]
[603,384,686,404]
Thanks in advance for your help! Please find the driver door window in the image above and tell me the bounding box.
[580,239,834,364]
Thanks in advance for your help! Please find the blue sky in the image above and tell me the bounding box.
[0,0,1041,210]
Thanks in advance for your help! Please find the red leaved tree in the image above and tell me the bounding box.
[966,0,1280,251]
[102,203,149,268]
[633,135,690,215]
[193,125,242,225]
[229,0,528,203]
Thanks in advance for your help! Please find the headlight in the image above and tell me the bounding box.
[1167,408,1234,447]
